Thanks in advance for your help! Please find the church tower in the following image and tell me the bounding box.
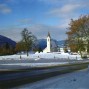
[43,32,58,53]
[47,32,51,52]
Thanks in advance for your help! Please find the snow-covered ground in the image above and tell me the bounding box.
[0,52,82,60]
[31,52,82,60]
[14,68,89,89]
[0,52,84,70]
[0,53,89,88]
[0,63,69,70]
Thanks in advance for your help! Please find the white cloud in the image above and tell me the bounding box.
[0,4,11,14]
[17,18,32,24]
[0,24,67,42]
[60,4,80,14]
[48,4,82,18]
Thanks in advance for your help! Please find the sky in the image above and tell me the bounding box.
[0,0,89,42]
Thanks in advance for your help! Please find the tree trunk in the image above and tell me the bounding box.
[27,50,29,56]
[79,49,82,58]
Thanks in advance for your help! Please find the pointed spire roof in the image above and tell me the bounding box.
[47,32,51,37]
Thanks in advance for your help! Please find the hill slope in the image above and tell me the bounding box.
[0,35,16,47]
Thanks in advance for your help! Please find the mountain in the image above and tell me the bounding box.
[57,40,65,47]
[0,35,16,48]
[38,39,65,50]
[38,39,47,49]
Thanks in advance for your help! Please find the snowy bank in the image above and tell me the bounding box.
[14,69,89,89]
[0,62,69,70]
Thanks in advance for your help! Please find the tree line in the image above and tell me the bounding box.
[0,42,15,55]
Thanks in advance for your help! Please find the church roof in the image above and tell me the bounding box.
[47,32,51,37]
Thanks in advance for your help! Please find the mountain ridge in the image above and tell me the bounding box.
[38,39,65,49]
[0,35,16,47]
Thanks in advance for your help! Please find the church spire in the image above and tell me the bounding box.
[47,32,50,37]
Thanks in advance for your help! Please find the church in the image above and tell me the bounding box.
[43,32,58,53]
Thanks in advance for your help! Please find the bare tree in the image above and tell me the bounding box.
[21,28,37,56]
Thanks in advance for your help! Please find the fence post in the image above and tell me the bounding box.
[20,55,21,59]
[54,56,55,59]
[38,56,39,58]
[68,56,69,60]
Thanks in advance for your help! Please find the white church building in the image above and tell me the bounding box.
[43,32,58,53]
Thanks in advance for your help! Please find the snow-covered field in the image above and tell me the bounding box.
[0,52,82,60]
[14,68,89,89]
[0,52,85,70]
[0,52,86,70]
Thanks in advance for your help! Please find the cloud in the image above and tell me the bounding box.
[0,4,11,14]
[44,0,89,20]
[27,24,68,40]
[60,4,80,14]
[45,1,87,28]
[0,24,67,42]
[47,4,82,18]
[17,18,32,24]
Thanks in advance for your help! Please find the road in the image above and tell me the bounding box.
[0,61,89,88]
[0,66,69,81]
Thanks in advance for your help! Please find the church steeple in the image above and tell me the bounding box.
[43,32,51,53]
[47,32,51,52]
[47,32,51,37]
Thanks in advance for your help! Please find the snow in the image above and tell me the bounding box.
[0,52,82,60]
[0,62,69,70]
[0,52,83,70]
[33,52,81,60]
[14,68,89,89]
[0,52,89,88]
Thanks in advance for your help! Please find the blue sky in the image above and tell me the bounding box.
[0,0,89,41]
